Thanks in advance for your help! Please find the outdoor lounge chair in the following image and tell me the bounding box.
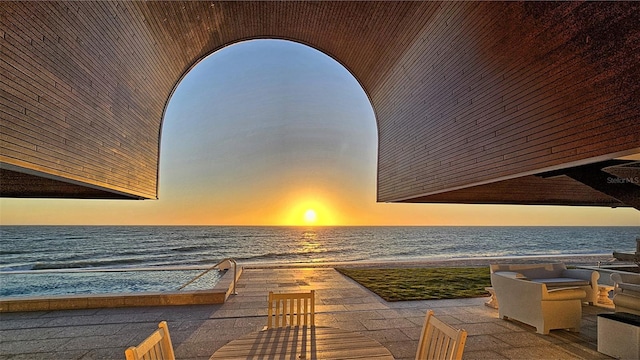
[267,290,315,328]
[490,263,599,304]
[415,310,467,360]
[124,321,175,360]
[490,270,586,334]
[611,272,640,315]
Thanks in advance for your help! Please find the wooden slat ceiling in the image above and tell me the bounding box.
[405,175,625,207]
[1,1,639,208]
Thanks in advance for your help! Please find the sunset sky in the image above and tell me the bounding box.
[1,40,638,226]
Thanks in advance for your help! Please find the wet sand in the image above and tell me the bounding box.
[242,253,620,269]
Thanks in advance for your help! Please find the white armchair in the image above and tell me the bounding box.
[490,271,586,334]
[611,272,640,316]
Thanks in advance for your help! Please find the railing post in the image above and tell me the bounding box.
[231,259,238,295]
[177,258,238,292]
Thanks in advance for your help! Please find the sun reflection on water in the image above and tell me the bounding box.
[298,229,323,257]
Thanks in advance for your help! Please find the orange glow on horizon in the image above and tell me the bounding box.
[282,194,340,226]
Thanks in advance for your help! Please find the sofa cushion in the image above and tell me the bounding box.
[619,282,640,293]
[519,268,564,279]
[531,277,590,287]
[543,288,586,301]
[493,271,528,279]
[612,272,640,285]
[490,263,565,279]
[614,293,640,310]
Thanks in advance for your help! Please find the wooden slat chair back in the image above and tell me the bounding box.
[416,310,468,360]
[125,321,176,360]
[267,290,315,328]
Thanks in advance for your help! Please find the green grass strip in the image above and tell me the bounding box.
[335,267,491,302]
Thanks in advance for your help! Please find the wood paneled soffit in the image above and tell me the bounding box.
[1,1,639,207]
[0,165,141,199]
[375,1,640,207]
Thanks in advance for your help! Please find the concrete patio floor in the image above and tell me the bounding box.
[0,267,614,360]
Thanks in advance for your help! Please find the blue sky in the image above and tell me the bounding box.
[1,40,638,225]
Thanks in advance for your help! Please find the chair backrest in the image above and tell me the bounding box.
[267,290,315,328]
[125,321,176,360]
[489,263,565,278]
[416,310,467,360]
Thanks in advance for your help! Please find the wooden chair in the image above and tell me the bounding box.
[267,290,315,328]
[125,321,176,360]
[415,310,467,360]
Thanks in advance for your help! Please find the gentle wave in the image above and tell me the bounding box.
[0,250,30,255]
[170,244,213,253]
[0,226,637,273]
[0,264,36,272]
[30,258,146,271]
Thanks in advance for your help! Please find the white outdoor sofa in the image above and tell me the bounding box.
[490,263,599,304]
[489,263,598,334]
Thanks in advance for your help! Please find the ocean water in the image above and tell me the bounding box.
[0,226,638,297]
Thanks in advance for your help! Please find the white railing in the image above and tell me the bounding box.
[177,258,237,294]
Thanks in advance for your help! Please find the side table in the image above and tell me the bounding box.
[597,285,614,306]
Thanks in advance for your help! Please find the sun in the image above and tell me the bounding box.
[303,209,317,224]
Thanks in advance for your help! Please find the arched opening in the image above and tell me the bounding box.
[159,40,377,225]
[156,39,640,226]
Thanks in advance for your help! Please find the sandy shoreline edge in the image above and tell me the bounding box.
[241,253,623,269]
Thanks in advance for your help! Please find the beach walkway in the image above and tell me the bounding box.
[0,267,612,359]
